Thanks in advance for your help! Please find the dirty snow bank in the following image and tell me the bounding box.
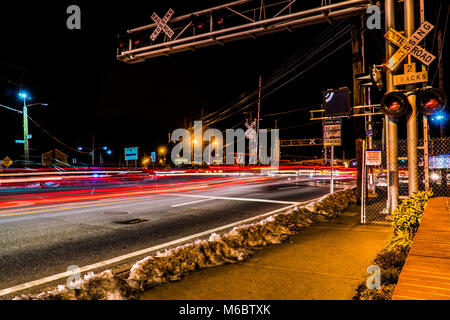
[14,188,356,300]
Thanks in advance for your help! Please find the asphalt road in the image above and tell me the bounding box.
[0,174,349,298]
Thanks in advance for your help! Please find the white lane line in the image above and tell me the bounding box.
[170,198,214,208]
[278,186,300,190]
[0,195,324,298]
[167,193,300,205]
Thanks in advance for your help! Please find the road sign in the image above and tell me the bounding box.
[244,120,257,139]
[150,9,175,41]
[366,149,382,166]
[393,63,428,86]
[384,28,436,67]
[323,119,342,146]
[384,21,434,71]
[1,156,12,167]
[124,147,139,161]
[15,140,24,144]
[151,152,156,162]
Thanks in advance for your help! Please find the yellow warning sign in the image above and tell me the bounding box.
[1,156,13,167]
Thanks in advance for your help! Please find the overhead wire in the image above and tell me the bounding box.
[201,20,352,128]
[27,115,91,154]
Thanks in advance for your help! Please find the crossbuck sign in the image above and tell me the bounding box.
[384,21,435,71]
[150,9,175,41]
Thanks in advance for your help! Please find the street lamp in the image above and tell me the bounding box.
[17,92,48,165]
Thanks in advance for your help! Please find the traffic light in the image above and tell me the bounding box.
[380,91,411,118]
[417,87,447,116]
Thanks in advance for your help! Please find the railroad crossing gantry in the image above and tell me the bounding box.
[117,0,371,63]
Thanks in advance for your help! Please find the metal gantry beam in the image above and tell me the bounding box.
[280,138,323,147]
[117,0,371,63]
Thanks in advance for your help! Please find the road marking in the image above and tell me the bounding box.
[0,196,170,219]
[0,194,168,216]
[0,196,324,297]
[278,186,300,190]
[167,193,300,205]
[170,198,214,208]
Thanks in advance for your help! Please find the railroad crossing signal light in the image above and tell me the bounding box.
[380,91,411,118]
[417,87,447,116]
[355,65,384,91]
[213,13,224,26]
[191,14,207,29]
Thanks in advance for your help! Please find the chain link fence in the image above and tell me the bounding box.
[362,140,389,224]
[362,137,450,224]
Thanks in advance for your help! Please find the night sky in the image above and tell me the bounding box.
[0,1,447,166]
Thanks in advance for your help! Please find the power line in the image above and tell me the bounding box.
[27,116,91,154]
[262,104,319,117]
[201,22,352,128]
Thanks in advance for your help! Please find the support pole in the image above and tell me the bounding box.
[92,134,95,167]
[438,30,445,137]
[330,145,334,193]
[23,101,29,165]
[257,75,261,165]
[405,0,418,196]
[351,22,364,204]
[420,0,429,190]
[385,0,398,212]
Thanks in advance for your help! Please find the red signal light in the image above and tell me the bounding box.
[418,88,447,115]
[380,91,411,118]
[424,98,439,109]
[389,102,401,111]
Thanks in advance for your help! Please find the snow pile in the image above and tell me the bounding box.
[13,188,356,300]
[14,270,140,300]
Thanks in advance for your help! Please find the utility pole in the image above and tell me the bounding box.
[420,0,429,190]
[438,30,445,137]
[385,0,398,211]
[405,0,419,196]
[351,22,364,204]
[22,97,29,164]
[92,134,95,167]
[257,75,261,165]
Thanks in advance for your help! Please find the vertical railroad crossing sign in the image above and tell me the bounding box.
[244,120,257,139]
[1,156,12,167]
[323,119,342,147]
[384,21,435,72]
[150,8,175,41]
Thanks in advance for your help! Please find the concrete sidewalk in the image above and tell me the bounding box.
[141,204,391,300]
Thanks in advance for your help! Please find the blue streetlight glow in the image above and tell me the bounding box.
[432,113,446,122]
[102,146,108,150]
[18,91,28,99]
[106,150,112,155]
[77,147,83,151]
